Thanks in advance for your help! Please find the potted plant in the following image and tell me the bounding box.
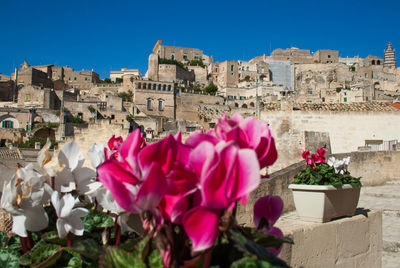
[289,148,362,223]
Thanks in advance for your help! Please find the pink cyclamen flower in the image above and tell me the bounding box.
[253,195,284,255]
[301,150,310,159]
[207,113,278,169]
[182,141,261,252]
[316,147,327,163]
[98,130,167,217]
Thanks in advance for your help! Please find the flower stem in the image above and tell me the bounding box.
[114,215,121,246]
[20,236,28,253]
[27,231,34,249]
[67,232,72,248]
[51,176,55,190]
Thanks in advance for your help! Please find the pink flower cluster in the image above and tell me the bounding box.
[97,113,278,254]
[301,147,327,166]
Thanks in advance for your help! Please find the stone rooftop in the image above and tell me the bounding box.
[0,148,21,160]
[261,102,400,112]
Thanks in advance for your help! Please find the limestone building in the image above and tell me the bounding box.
[152,39,211,65]
[384,42,396,69]
[110,68,141,82]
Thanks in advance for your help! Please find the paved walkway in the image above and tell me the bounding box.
[358,180,400,268]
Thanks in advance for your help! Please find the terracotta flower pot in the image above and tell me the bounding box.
[288,184,361,223]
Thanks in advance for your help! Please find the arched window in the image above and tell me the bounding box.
[167,85,171,91]
[371,60,375,65]
[158,84,161,90]
[242,104,248,108]
[250,102,255,108]
[158,99,164,111]
[171,54,175,60]
[137,82,141,89]
[153,84,156,90]
[377,60,381,65]
[234,103,239,108]
[163,85,166,91]
[147,99,152,110]
[148,83,151,89]
[143,83,147,89]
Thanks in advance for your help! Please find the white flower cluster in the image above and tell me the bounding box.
[0,140,137,239]
[327,156,351,174]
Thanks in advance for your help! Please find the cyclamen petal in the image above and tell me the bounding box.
[266,227,284,256]
[135,162,168,211]
[97,161,138,212]
[183,207,220,252]
[229,149,260,205]
[120,129,145,172]
[253,195,284,230]
[58,142,85,171]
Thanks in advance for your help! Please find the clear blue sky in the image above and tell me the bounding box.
[0,0,399,78]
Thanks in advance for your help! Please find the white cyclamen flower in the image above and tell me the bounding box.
[51,191,89,238]
[43,142,97,194]
[0,164,49,237]
[327,156,350,174]
[87,142,105,169]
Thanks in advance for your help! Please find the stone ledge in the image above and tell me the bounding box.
[276,209,382,268]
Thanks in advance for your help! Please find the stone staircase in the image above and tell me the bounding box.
[358,180,400,268]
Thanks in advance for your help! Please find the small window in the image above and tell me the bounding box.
[25,94,30,102]
[153,84,156,90]
[158,84,161,90]
[328,55,331,58]
[167,85,171,91]
[344,97,347,102]
[163,85,166,91]
[231,65,234,71]
[137,82,141,89]
[261,68,264,74]
[74,77,77,80]
[171,54,175,60]
[147,99,152,110]
[2,120,13,128]
[365,73,368,78]
[183,55,187,60]
[158,100,163,111]
[85,77,87,81]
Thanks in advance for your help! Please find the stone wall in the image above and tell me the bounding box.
[336,151,400,185]
[262,110,400,155]
[277,209,382,268]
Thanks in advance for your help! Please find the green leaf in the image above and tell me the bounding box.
[19,240,48,266]
[71,239,103,260]
[60,248,83,268]
[231,256,286,268]
[30,244,62,267]
[83,210,114,232]
[243,228,293,250]
[41,231,67,246]
[0,248,20,268]
[131,236,150,260]
[148,249,163,268]
[118,237,141,251]
[99,247,146,268]
[230,230,289,267]
[7,236,21,250]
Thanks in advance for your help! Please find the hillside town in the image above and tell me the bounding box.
[1,39,400,266]
[0,40,399,154]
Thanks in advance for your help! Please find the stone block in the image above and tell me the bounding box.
[276,209,382,268]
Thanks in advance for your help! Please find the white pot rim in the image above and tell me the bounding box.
[288,184,361,191]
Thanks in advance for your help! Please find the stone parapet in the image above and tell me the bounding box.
[276,209,382,268]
